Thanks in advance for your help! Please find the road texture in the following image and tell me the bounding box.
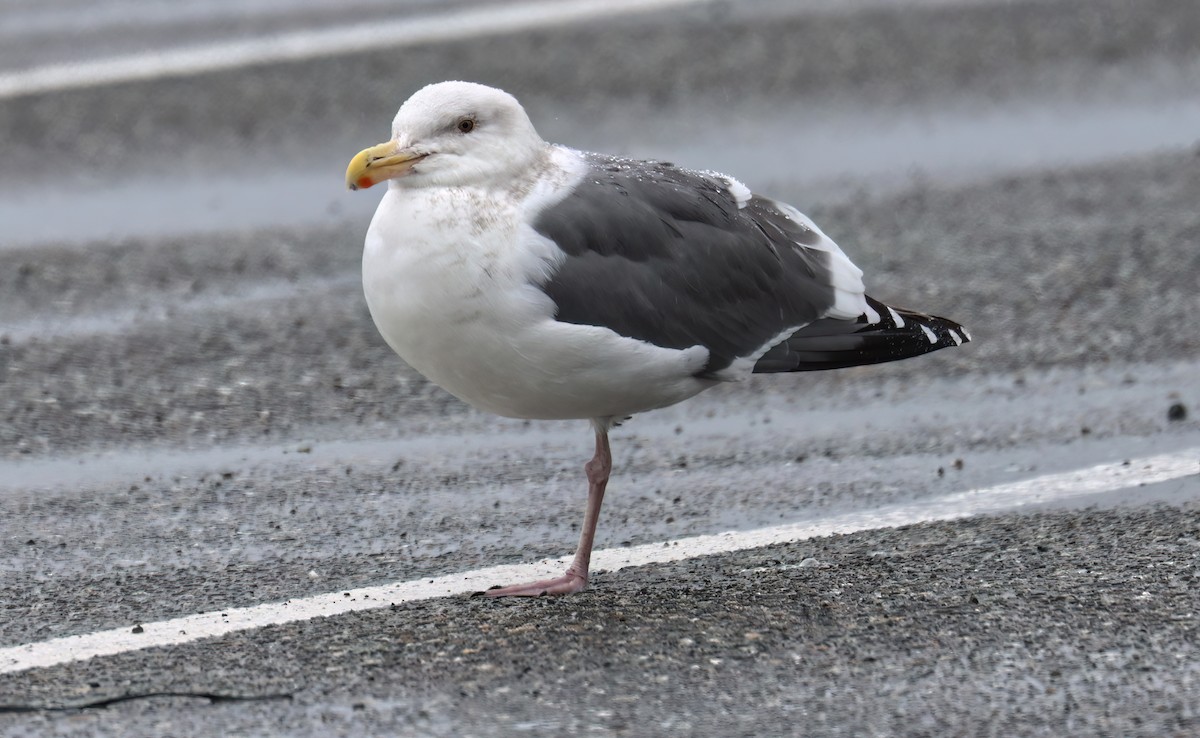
[1,0,1199,735]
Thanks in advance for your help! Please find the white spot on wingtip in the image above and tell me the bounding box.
[886,306,905,328]
[919,324,937,344]
[948,329,964,346]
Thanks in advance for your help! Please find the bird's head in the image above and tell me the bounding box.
[346,81,545,191]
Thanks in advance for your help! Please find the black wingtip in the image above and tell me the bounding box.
[753,295,969,373]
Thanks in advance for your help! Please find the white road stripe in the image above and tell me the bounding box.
[1,449,1196,675]
[0,0,706,100]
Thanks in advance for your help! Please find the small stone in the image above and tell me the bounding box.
[1167,402,1187,422]
[132,624,144,634]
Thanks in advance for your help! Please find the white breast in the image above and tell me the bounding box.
[361,151,712,421]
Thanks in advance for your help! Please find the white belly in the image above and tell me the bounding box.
[362,187,712,420]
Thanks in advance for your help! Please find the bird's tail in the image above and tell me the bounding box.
[753,295,970,373]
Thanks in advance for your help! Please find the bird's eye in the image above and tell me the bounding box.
[457,118,476,133]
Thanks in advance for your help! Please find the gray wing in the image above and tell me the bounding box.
[533,154,846,377]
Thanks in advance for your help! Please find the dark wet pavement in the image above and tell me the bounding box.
[2,0,1200,735]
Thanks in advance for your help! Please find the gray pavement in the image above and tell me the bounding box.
[2,0,1200,735]
[5,507,1200,737]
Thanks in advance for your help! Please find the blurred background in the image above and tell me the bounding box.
[2,2,1199,731]
[4,0,1200,244]
[2,0,1198,458]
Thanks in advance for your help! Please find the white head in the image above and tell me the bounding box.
[346,81,546,190]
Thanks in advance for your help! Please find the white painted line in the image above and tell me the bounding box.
[1,449,1196,675]
[0,0,707,100]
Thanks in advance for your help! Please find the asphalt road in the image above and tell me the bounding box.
[2,0,1200,736]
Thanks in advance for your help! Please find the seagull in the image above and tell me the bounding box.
[345,81,969,597]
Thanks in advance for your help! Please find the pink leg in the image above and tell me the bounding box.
[481,427,612,597]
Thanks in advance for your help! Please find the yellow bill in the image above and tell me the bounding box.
[346,141,426,190]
